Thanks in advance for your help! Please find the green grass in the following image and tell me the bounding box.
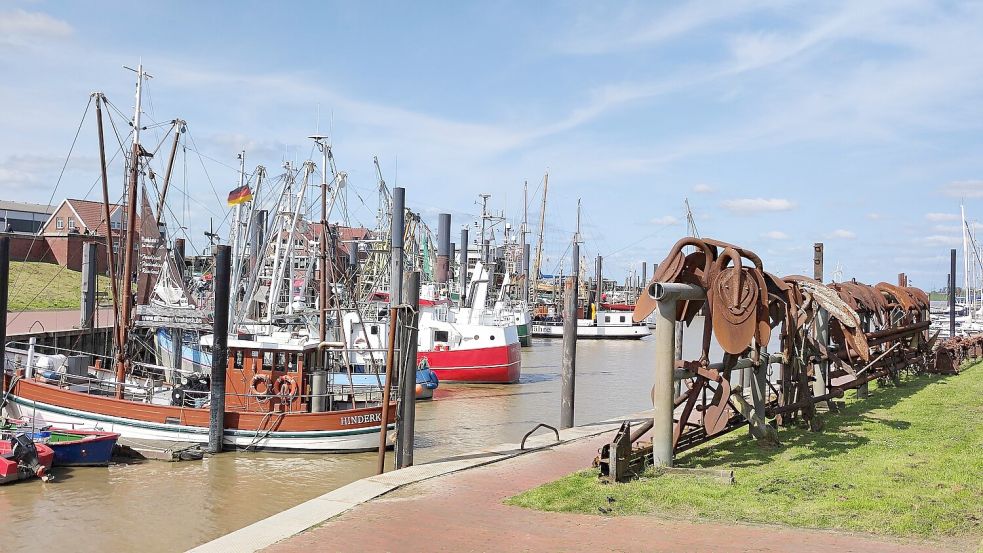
[508,364,983,541]
[8,261,111,311]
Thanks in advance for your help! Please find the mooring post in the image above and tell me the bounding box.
[0,237,8,377]
[396,270,421,469]
[436,214,450,285]
[950,249,957,338]
[459,227,469,305]
[208,245,231,454]
[390,187,405,305]
[80,241,97,329]
[651,282,705,467]
[560,241,579,429]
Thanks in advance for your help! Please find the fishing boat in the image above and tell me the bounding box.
[531,310,651,339]
[1,65,394,453]
[0,434,52,484]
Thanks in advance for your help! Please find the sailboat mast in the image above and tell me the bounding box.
[533,171,548,292]
[312,135,330,342]
[963,204,970,322]
[93,93,122,357]
[116,62,149,396]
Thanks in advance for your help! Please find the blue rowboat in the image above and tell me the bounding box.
[45,428,120,467]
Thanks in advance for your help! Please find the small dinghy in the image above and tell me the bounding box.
[44,428,120,467]
[0,434,53,484]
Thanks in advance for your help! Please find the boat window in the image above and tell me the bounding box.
[276,352,288,372]
[287,353,298,372]
[620,316,626,323]
[434,330,449,342]
[262,351,272,370]
[605,316,611,322]
[370,325,379,335]
[233,350,244,370]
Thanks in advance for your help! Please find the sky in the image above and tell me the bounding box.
[2,0,983,290]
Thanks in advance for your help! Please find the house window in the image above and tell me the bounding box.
[67,217,76,230]
[111,221,120,230]
[55,217,64,230]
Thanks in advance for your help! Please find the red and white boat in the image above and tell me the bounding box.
[343,304,522,384]
[0,435,53,484]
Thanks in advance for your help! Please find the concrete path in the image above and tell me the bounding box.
[5,307,113,335]
[251,424,960,553]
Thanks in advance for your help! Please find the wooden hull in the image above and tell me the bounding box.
[4,376,395,452]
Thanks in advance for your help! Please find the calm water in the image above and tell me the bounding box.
[0,328,716,552]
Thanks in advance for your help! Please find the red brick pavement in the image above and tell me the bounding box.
[265,433,967,553]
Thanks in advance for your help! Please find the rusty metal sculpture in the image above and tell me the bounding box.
[598,236,970,481]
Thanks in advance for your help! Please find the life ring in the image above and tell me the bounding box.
[275,375,298,400]
[250,374,273,401]
[354,336,368,348]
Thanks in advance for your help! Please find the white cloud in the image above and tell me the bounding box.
[720,198,795,214]
[925,212,959,222]
[924,234,962,246]
[829,229,856,239]
[866,212,883,220]
[0,9,72,48]
[650,215,679,225]
[693,183,714,194]
[940,180,983,198]
[762,230,788,240]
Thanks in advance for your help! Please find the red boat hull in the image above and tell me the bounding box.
[601,303,635,311]
[418,343,521,384]
[0,440,53,484]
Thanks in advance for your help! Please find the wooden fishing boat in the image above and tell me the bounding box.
[3,337,394,452]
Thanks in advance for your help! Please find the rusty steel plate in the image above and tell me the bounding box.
[709,267,759,354]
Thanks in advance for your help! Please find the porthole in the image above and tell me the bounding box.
[490,335,496,341]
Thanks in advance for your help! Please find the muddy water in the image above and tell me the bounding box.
[0,327,714,553]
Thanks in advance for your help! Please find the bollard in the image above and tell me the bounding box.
[950,249,956,338]
[436,214,451,284]
[396,271,421,468]
[208,245,232,454]
[459,228,469,306]
[560,241,579,429]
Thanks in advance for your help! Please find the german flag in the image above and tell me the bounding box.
[227,184,253,206]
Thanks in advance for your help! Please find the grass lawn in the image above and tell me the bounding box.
[7,261,111,311]
[508,364,983,541]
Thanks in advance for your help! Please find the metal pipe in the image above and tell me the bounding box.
[652,282,705,302]
[311,370,327,413]
[652,296,677,467]
[208,245,231,454]
[390,187,405,305]
[174,238,186,279]
[397,271,420,468]
[560,240,579,429]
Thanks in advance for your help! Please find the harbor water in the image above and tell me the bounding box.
[0,328,717,552]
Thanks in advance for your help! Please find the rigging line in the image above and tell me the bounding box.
[183,127,226,208]
[179,143,241,172]
[101,97,132,154]
[9,96,93,298]
[601,220,678,259]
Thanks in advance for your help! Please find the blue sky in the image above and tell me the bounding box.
[2,1,982,289]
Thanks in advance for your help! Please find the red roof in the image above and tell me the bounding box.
[56,199,140,236]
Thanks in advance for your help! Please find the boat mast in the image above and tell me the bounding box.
[116,62,150,396]
[532,171,548,297]
[93,92,122,358]
[311,135,330,342]
[963,204,970,323]
[155,119,185,226]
